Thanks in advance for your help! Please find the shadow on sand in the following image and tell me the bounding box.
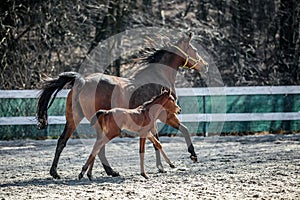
[0,176,126,188]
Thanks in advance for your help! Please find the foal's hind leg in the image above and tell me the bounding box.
[79,138,105,180]
[87,158,95,181]
[50,91,83,179]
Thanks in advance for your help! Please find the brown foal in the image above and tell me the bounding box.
[78,89,181,180]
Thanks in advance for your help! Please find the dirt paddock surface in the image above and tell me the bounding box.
[1,134,300,199]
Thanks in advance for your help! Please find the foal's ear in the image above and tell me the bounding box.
[161,87,168,94]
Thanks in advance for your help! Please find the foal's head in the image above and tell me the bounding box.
[144,89,181,115]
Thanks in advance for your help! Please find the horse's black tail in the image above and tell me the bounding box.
[90,110,106,126]
[37,72,84,129]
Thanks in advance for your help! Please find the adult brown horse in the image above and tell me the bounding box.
[37,33,208,179]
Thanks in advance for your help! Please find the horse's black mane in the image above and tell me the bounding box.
[131,35,176,65]
[143,49,169,64]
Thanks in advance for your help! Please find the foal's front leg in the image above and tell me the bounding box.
[148,132,175,169]
[139,133,149,179]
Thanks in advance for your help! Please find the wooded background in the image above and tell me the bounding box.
[1,0,299,89]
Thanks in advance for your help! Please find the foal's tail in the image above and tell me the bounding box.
[90,110,106,126]
[37,72,85,129]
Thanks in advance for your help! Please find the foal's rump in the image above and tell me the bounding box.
[90,110,107,126]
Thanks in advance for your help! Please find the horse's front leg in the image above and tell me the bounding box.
[139,133,149,179]
[164,113,198,162]
[151,124,164,173]
[94,128,120,177]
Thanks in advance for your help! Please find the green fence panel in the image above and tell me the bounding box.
[178,94,300,114]
[0,92,299,139]
[0,98,66,117]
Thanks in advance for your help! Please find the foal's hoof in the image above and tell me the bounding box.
[190,155,198,162]
[141,173,149,179]
[169,163,176,168]
[157,165,165,173]
[50,168,61,179]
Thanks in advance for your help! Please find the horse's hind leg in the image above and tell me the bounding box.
[50,123,75,179]
[98,145,120,177]
[50,91,84,179]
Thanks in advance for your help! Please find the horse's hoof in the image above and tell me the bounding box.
[169,163,176,168]
[50,168,61,179]
[112,171,120,177]
[78,173,84,180]
[87,173,93,181]
[109,171,120,177]
[141,173,149,179]
[190,155,198,162]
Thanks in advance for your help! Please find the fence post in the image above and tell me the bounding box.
[203,95,208,137]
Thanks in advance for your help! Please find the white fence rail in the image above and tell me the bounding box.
[1,86,300,98]
[0,86,300,126]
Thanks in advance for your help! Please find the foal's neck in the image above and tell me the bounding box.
[143,97,166,120]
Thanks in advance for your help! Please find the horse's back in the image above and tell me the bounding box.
[76,73,130,119]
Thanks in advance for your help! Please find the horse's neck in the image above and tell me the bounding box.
[131,53,180,90]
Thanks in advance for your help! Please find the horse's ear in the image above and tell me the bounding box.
[177,33,192,46]
[188,32,193,41]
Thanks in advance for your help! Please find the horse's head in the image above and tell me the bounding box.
[172,33,208,72]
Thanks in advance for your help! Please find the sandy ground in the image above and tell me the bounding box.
[0,134,300,200]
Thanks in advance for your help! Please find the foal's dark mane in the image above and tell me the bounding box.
[142,92,167,109]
